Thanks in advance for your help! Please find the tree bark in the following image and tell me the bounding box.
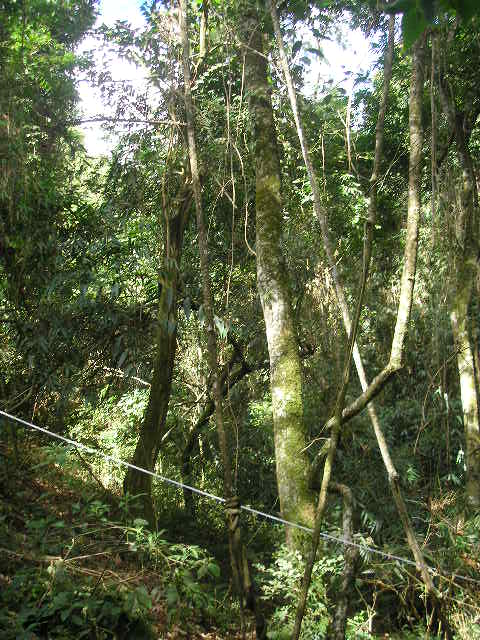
[329,483,358,640]
[242,1,315,548]
[438,62,480,508]
[451,284,480,508]
[124,186,192,525]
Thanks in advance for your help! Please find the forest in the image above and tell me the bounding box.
[1,0,480,638]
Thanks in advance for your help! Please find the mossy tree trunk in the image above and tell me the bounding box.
[242,1,315,544]
[124,187,192,525]
[438,67,480,508]
[449,171,480,510]
[450,274,480,507]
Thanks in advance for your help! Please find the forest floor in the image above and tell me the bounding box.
[0,438,254,639]
[1,436,478,639]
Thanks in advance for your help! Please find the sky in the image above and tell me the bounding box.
[77,0,376,156]
[77,0,147,155]
[308,24,376,96]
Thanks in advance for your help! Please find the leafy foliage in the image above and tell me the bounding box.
[2,0,480,638]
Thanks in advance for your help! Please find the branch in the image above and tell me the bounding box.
[71,116,186,127]
[103,367,150,387]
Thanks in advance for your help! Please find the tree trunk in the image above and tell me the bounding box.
[124,187,191,525]
[438,58,480,509]
[329,483,358,640]
[242,1,315,545]
[451,270,480,507]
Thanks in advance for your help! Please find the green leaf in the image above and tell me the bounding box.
[166,584,179,607]
[292,41,302,57]
[197,564,208,579]
[207,562,220,578]
[401,6,427,50]
[71,614,84,626]
[60,607,72,622]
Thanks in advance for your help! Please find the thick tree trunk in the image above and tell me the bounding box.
[450,283,480,507]
[242,1,315,544]
[124,188,191,525]
[438,62,480,509]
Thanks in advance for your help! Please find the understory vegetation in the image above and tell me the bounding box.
[2,435,480,639]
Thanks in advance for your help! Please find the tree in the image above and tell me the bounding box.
[241,0,316,546]
[436,18,480,508]
[178,1,266,634]
[0,0,96,416]
[123,178,192,524]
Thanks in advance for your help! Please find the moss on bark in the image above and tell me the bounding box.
[242,2,314,544]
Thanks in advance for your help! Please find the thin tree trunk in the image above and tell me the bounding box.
[285,28,450,639]
[124,186,191,525]
[242,1,315,547]
[178,3,265,636]
[329,483,358,640]
[199,0,208,62]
